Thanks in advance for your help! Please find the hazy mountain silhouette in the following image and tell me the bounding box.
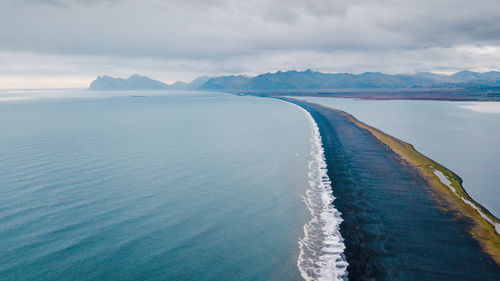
[198,69,500,91]
[89,74,170,90]
[170,76,211,90]
[90,70,500,91]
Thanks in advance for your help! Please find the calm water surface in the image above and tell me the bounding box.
[0,91,327,280]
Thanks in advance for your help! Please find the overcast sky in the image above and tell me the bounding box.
[1,0,500,88]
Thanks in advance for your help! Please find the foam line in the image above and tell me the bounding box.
[287,102,348,281]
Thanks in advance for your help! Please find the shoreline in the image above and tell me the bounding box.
[291,102,348,281]
[285,98,500,266]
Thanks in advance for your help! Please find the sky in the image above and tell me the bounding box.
[1,0,500,88]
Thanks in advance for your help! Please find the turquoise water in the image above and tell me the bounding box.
[298,97,500,218]
[0,91,345,280]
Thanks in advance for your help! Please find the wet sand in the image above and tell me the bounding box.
[284,98,500,280]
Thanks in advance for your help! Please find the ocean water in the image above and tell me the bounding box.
[297,97,500,218]
[0,91,345,280]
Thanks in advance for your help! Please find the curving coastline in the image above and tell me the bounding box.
[286,102,348,281]
[281,98,500,279]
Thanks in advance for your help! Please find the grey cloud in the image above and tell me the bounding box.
[3,0,498,57]
[24,0,124,7]
[1,0,500,87]
[370,0,500,47]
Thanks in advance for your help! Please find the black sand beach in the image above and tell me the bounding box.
[285,99,500,280]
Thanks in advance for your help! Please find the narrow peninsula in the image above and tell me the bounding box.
[281,98,500,279]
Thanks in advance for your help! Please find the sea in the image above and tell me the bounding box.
[0,90,346,281]
[297,97,500,218]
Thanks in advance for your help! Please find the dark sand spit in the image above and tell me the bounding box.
[284,98,500,280]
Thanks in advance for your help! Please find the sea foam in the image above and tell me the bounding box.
[289,103,348,281]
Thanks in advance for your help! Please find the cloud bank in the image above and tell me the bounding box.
[1,0,500,87]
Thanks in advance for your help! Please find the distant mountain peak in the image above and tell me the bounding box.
[89,74,170,91]
[455,70,475,74]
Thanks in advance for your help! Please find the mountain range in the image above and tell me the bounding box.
[89,74,211,91]
[89,70,500,91]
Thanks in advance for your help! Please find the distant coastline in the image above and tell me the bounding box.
[285,98,500,267]
[245,88,500,102]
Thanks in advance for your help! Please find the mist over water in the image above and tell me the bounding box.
[0,91,342,280]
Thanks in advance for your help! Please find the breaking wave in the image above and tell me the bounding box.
[293,104,348,281]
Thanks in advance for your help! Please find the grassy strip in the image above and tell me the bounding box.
[317,105,500,265]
